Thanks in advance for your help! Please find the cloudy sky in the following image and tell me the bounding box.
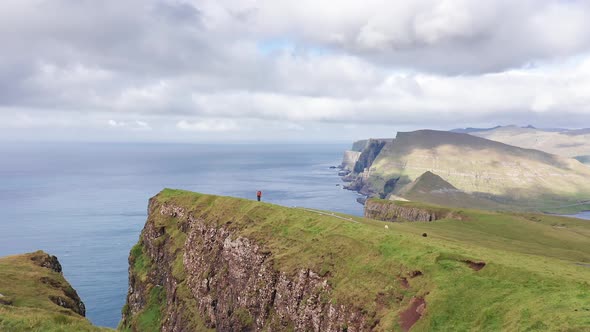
[2,0,590,142]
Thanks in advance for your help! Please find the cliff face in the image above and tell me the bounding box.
[351,139,369,152]
[353,139,389,174]
[342,139,393,196]
[341,150,361,171]
[364,199,455,222]
[182,220,367,331]
[122,192,383,332]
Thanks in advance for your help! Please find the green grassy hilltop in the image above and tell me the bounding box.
[124,189,590,331]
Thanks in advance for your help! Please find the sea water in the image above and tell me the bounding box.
[572,211,590,220]
[0,142,363,328]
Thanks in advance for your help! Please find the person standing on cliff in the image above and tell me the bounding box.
[256,190,262,202]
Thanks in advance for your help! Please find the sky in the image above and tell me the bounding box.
[1,0,590,142]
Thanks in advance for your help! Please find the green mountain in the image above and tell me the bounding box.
[119,189,590,331]
[396,171,505,210]
[345,130,590,213]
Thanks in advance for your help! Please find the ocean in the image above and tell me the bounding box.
[0,142,363,328]
[0,142,588,328]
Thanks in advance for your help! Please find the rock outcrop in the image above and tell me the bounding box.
[364,199,455,222]
[30,251,63,274]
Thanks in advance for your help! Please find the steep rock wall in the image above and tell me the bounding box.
[353,140,390,174]
[343,139,394,196]
[364,199,455,222]
[341,151,361,171]
[351,140,369,152]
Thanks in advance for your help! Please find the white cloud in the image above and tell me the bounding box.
[1,0,590,141]
[286,122,305,131]
[108,119,152,130]
[176,119,239,132]
[0,111,76,128]
[108,120,126,127]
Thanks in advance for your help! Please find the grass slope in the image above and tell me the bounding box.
[366,130,590,213]
[152,189,590,331]
[0,251,110,332]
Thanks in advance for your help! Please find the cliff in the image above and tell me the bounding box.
[364,199,456,222]
[121,190,387,331]
[353,139,390,174]
[351,140,369,152]
[343,139,393,195]
[341,150,361,172]
[121,189,590,331]
[0,251,109,331]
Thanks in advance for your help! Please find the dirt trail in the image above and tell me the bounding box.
[295,207,359,223]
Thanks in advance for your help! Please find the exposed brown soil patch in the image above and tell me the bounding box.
[40,276,61,288]
[376,292,386,308]
[463,260,486,271]
[0,295,12,305]
[399,297,426,332]
[409,270,423,278]
[399,277,410,289]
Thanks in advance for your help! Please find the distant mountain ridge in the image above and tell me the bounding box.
[451,125,590,135]
[342,129,590,213]
[450,125,502,134]
[452,125,590,159]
